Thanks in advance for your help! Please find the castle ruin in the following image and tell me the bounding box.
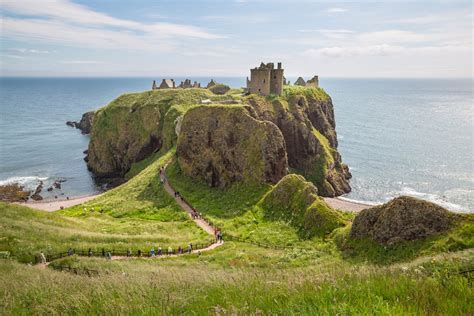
[152,78,212,90]
[247,62,284,96]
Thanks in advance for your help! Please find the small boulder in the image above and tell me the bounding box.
[350,196,459,245]
[0,183,30,202]
[209,84,230,95]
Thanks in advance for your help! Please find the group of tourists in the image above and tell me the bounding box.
[148,243,194,257]
[191,208,202,219]
[214,228,223,243]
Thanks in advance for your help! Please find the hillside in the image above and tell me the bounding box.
[86,86,350,196]
[1,87,473,314]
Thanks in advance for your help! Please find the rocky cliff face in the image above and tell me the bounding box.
[66,111,94,134]
[86,86,350,196]
[245,87,351,196]
[176,105,288,187]
[86,89,212,178]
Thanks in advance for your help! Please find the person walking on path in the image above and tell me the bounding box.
[39,252,46,264]
[150,248,156,257]
[127,249,132,257]
[158,247,162,256]
[187,243,192,254]
[167,246,173,255]
[88,248,93,257]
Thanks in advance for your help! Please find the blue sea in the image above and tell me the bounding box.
[0,77,472,212]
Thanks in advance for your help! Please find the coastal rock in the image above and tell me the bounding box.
[350,196,459,245]
[260,174,345,238]
[0,184,30,202]
[246,87,351,196]
[76,111,94,134]
[66,121,77,128]
[66,111,94,134]
[30,181,44,200]
[177,105,288,187]
[85,87,349,196]
[86,89,212,178]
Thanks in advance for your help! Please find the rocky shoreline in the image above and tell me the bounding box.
[0,178,69,203]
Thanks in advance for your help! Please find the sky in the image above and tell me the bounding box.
[0,0,472,77]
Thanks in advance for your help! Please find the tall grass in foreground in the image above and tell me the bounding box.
[1,247,472,315]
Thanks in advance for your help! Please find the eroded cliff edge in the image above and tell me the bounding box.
[85,86,351,196]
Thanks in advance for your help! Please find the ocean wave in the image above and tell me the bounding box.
[0,176,49,191]
[395,187,469,212]
[336,196,380,206]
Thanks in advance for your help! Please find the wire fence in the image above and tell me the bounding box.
[34,239,217,264]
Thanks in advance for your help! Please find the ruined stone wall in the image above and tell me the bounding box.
[249,69,271,96]
[270,69,284,95]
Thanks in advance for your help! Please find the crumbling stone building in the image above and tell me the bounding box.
[295,76,319,88]
[247,62,284,96]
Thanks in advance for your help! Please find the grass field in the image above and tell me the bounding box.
[0,151,210,264]
[1,148,473,314]
[1,245,472,314]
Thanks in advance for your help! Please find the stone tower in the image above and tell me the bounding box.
[248,62,284,96]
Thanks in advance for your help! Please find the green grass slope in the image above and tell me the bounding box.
[0,151,210,263]
[260,174,346,239]
[1,246,472,314]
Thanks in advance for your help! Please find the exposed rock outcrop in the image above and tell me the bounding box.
[86,89,212,178]
[85,86,350,196]
[246,87,351,196]
[66,111,94,134]
[30,181,44,201]
[260,174,345,238]
[176,105,288,187]
[0,184,30,202]
[350,196,459,245]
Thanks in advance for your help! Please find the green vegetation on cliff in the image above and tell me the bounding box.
[2,87,473,314]
[87,86,350,196]
[260,174,345,239]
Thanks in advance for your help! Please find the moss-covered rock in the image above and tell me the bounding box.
[245,86,351,196]
[86,85,350,197]
[86,89,212,178]
[209,84,231,95]
[350,196,461,245]
[259,174,345,238]
[176,105,288,187]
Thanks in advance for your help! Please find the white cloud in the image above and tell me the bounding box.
[304,44,471,58]
[298,29,354,39]
[325,8,347,13]
[60,60,104,64]
[0,0,224,53]
[304,45,403,58]
[201,14,272,24]
[356,30,430,44]
[9,48,53,54]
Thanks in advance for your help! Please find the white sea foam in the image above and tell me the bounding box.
[394,187,469,212]
[0,176,49,191]
[336,196,380,206]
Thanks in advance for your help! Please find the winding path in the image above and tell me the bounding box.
[112,164,225,259]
